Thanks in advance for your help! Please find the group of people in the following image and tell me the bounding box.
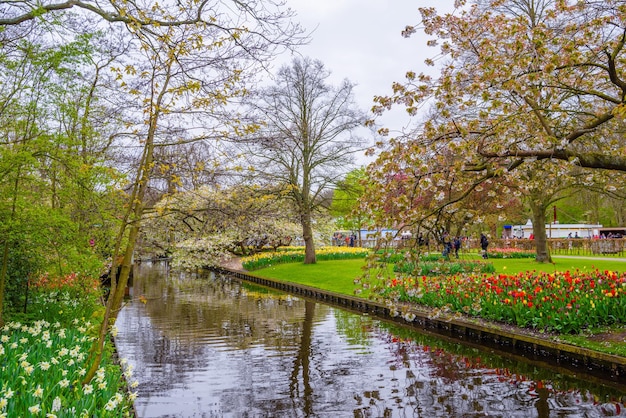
[441,232,489,259]
[332,232,356,247]
[441,233,464,259]
[332,229,492,258]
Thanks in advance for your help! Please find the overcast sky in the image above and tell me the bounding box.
[276,0,456,141]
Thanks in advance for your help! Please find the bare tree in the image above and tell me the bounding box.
[245,57,367,264]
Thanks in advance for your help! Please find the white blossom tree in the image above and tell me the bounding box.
[141,185,303,270]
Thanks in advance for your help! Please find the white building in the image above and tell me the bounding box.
[508,220,602,239]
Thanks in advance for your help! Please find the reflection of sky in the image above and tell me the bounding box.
[115,267,626,417]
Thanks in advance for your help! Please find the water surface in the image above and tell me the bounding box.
[115,262,626,417]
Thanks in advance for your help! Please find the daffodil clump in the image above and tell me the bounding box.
[242,246,370,270]
[0,319,136,417]
[0,272,137,417]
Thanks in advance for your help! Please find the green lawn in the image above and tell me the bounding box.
[252,259,374,295]
[477,254,625,274]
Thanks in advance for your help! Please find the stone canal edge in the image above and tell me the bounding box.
[212,266,626,390]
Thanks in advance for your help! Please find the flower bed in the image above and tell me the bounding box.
[374,269,626,333]
[0,320,136,417]
[242,246,370,270]
[0,273,136,417]
[28,273,102,325]
[487,248,536,259]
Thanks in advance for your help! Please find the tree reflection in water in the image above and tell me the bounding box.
[114,262,626,417]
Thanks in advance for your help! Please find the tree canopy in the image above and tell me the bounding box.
[141,184,303,270]
[372,0,626,174]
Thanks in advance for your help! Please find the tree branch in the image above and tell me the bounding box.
[480,148,626,172]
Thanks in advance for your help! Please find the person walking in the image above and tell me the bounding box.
[453,236,461,259]
[442,232,452,259]
[480,233,489,259]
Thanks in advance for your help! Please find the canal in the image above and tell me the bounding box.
[114,262,626,417]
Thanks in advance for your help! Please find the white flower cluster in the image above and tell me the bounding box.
[0,319,132,416]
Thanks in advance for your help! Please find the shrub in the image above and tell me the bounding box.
[375,250,444,264]
[487,248,535,259]
[27,273,103,326]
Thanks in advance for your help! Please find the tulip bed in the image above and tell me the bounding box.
[0,274,136,417]
[376,269,626,333]
[241,246,369,270]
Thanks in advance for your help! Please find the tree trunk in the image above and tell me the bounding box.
[302,210,316,264]
[83,98,158,385]
[82,166,148,384]
[82,55,174,384]
[530,200,552,263]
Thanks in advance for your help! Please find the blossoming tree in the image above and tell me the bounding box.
[364,0,626,261]
[141,185,304,270]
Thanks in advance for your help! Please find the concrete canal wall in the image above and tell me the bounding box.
[212,266,626,387]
